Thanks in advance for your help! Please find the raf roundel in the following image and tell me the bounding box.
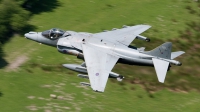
[63,50,67,53]
[95,73,99,76]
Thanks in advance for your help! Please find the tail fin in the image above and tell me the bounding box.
[144,42,172,59]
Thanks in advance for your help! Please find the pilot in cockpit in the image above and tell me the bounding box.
[42,28,65,40]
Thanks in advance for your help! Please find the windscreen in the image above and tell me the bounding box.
[42,28,65,40]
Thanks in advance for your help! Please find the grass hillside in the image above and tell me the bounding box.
[0,0,200,112]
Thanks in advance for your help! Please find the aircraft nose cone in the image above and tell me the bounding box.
[24,32,38,41]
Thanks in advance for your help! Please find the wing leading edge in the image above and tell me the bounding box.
[82,44,119,92]
[95,25,151,46]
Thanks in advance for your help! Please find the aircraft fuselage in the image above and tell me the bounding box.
[57,31,154,66]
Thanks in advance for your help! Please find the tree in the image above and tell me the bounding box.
[0,0,30,43]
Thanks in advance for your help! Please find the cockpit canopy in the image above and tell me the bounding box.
[42,28,65,40]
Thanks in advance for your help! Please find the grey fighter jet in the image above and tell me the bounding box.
[24,25,185,92]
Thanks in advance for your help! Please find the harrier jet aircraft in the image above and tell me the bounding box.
[24,25,184,92]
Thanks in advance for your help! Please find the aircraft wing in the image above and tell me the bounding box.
[94,25,151,46]
[82,44,119,92]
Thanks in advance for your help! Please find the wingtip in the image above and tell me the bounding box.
[158,80,165,83]
[93,89,104,93]
[140,24,151,28]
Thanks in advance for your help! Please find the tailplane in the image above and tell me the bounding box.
[152,58,169,83]
[171,51,185,59]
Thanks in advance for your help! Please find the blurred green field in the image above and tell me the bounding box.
[0,0,200,111]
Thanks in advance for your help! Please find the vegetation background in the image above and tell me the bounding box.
[0,0,200,111]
